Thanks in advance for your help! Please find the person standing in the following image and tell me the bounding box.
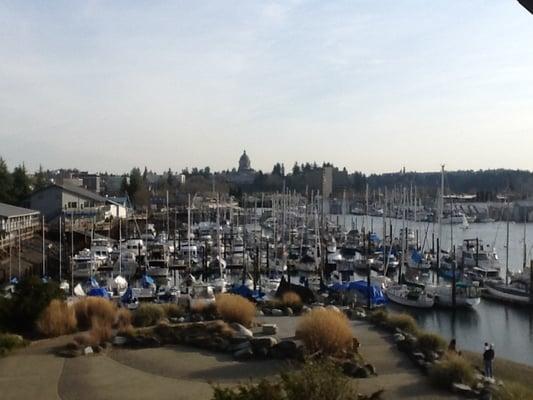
[483,342,495,378]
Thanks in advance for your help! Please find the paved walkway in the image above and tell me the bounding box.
[0,318,460,400]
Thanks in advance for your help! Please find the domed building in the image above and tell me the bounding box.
[227,150,256,184]
[238,150,252,172]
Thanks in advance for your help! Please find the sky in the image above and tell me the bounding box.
[1,1,532,175]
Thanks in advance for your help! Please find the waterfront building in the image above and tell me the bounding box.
[0,202,41,253]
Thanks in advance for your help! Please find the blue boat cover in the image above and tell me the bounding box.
[411,249,423,264]
[121,287,136,303]
[86,277,99,288]
[369,233,380,243]
[142,275,155,288]
[229,284,265,300]
[88,287,110,298]
[328,280,387,306]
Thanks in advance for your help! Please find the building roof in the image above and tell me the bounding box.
[0,202,40,218]
[57,183,109,203]
[32,183,109,204]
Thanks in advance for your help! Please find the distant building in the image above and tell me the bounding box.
[227,150,257,185]
[0,202,41,252]
[27,184,128,222]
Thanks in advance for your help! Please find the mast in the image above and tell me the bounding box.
[42,215,46,277]
[523,211,527,271]
[119,217,122,276]
[188,193,192,272]
[505,201,510,285]
[59,216,62,282]
[438,165,444,257]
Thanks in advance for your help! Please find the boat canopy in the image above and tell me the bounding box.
[328,280,386,306]
[411,250,424,264]
[88,287,109,298]
[229,285,265,300]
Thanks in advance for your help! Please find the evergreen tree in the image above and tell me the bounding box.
[34,165,48,191]
[0,158,13,203]
[11,164,31,204]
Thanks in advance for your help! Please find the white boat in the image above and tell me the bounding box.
[386,284,434,308]
[457,239,500,271]
[426,282,481,308]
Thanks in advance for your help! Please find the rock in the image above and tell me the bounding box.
[113,336,128,346]
[228,340,251,353]
[93,345,104,354]
[83,346,94,356]
[364,363,377,376]
[271,339,304,360]
[271,308,284,317]
[342,360,361,377]
[256,310,264,317]
[233,347,254,361]
[57,347,82,358]
[301,305,311,314]
[178,317,186,323]
[251,337,278,352]
[262,324,278,335]
[355,310,366,319]
[230,323,253,338]
[393,333,405,343]
[452,383,475,397]
[285,307,294,316]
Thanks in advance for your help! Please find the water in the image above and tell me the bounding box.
[330,214,533,366]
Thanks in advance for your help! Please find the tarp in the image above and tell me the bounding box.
[88,287,110,298]
[411,249,423,264]
[87,277,100,288]
[142,275,155,288]
[327,280,387,306]
[10,277,18,285]
[74,283,86,297]
[121,287,136,303]
[113,275,128,290]
[229,284,265,300]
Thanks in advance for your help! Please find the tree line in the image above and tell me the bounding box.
[0,158,47,205]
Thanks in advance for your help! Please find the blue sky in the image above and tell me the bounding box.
[1,1,532,174]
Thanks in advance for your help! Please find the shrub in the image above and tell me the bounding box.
[417,332,446,356]
[132,303,165,327]
[493,382,533,400]
[280,292,302,311]
[191,301,218,318]
[37,299,77,337]
[295,308,353,356]
[160,303,186,319]
[115,308,133,333]
[212,360,358,400]
[387,313,419,335]
[0,333,26,356]
[3,276,65,333]
[368,309,389,325]
[429,352,475,389]
[73,297,117,330]
[89,317,113,345]
[215,294,256,327]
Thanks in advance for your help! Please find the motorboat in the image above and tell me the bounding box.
[426,282,481,308]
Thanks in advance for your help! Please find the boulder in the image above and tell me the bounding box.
[233,347,254,361]
[452,383,475,397]
[342,360,361,377]
[113,336,128,346]
[228,340,251,353]
[301,305,311,314]
[364,363,377,376]
[256,310,264,317]
[393,333,405,343]
[271,339,304,360]
[262,324,278,335]
[285,307,294,316]
[251,337,278,354]
[230,323,253,338]
[83,346,94,356]
[271,308,284,317]
[92,345,104,354]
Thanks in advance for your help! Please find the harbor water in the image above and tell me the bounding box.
[330,214,533,366]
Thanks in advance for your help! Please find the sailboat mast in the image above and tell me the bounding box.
[506,201,510,285]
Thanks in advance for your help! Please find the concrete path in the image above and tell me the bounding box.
[259,316,460,400]
[0,317,460,400]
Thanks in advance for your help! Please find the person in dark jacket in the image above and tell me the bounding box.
[483,343,495,378]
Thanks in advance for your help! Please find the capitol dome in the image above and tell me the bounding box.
[238,150,252,172]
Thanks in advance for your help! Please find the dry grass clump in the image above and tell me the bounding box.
[493,382,533,400]
[115,308,133,333]
[132,303,165,327]
[296,308,354,356]
[429,351,475,389]
[417,332,447,356]
[37,299,77,337]
[280,292,303,311]
[215,293,256,327]
[73,297,117,331]
[368,309,389,325]
[0,333,26,357]
[190,301,217,316]
[160,303,186,319]
[387,313,419,335]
